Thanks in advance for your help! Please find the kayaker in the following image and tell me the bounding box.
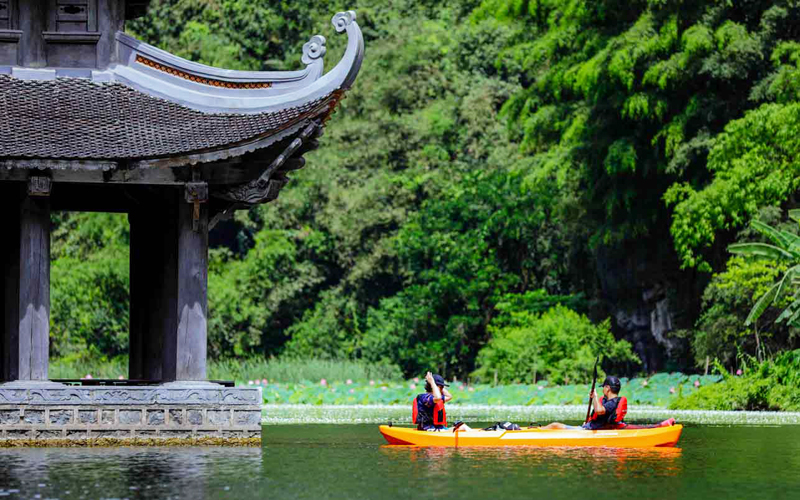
[413,372,473,432]
[541,376,625,430]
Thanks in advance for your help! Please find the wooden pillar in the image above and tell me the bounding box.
[2,179,51,382]
[0,185,20,381]
[129,187,208,382]
[162,196,209,382]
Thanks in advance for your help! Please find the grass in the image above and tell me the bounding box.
[49,356,403,383]
[208,358,403,383]
[49,356,129,380]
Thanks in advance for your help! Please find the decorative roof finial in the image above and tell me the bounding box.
[332,11,357,33]
[302,35,327,65]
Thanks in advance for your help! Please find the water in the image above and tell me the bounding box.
[1,424,799,499]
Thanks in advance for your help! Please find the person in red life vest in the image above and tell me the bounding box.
[541,376,626,430]
[413,372,473,432]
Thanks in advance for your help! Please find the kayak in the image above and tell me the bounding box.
[379,424,683,448]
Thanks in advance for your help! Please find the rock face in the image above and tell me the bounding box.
[595,240,693,373]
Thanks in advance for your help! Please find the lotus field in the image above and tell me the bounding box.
[249,372,722,407]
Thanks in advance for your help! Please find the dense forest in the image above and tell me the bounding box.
[51,0,800,384]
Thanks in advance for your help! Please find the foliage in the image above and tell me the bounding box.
[728,210,800,326]
[127,0,338,71]
[691,255,791,367]
[670,351,800,411]
[473,305,639,384]
[207,230,324,358]
[46,0,800,383]
[667,103,800,271]
[265,5,588,378]
[50,213,130,358]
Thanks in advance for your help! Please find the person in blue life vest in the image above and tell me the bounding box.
[541,376,626,430]
[413,372,474,432]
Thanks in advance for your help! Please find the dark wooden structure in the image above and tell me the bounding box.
[0,0,363,442]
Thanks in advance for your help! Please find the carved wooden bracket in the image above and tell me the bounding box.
[185,181,208,231]
[213,122,319,207]
[28,176,52,197]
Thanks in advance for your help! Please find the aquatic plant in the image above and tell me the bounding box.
[259,372,721,407]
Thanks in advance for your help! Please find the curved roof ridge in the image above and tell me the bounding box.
[110,10,364,114]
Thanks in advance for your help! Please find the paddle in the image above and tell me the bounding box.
[584,356,600,424]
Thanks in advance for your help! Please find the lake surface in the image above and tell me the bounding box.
[1,424,799,499]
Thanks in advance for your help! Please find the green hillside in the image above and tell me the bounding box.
[51,0,800,393]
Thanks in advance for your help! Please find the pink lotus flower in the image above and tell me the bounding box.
[85,374,93,380]
[346,379,353,385]
[349,389,355,394]
[736,369,743,376]
[410,383,416,390]
[413,377,420,383]
[694,380,701,388]
[262,378,268,385]
[381,386,387,391]
[468,387,474,392]
[669,387,675,394]
[254,380,261,385]
[118,375,124,380]
[369,380,376,386]
[320,378,327,386]
[458,385,465,390]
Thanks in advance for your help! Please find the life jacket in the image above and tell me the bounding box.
[588,396,627,429]
[412,395,447,428]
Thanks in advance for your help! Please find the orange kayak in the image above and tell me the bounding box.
[379,424,683,448]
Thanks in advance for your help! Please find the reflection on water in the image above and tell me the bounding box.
[0,448,263,499]
[382,444,683,479]
[0,425,799,499]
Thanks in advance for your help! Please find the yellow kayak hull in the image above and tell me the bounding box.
[379,424,683,448]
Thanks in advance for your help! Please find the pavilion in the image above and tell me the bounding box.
[0,0,363,443]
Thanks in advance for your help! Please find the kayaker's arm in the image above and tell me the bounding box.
[441,388,453,403]
[591,389,606,415]
[426,372,443,402]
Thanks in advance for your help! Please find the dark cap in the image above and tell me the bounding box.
[602,376,621,392]
[432,374,449,387]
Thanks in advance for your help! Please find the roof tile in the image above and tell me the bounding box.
[0,75,330,160]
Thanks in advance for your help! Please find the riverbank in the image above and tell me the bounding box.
[261,404,800,426]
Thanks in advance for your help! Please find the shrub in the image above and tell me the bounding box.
[669,351,800,411]
[473,305,640,385]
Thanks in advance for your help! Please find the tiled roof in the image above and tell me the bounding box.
[0,75,331,160]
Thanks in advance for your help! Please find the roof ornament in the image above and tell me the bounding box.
[332,11,357,32]
[302,35,327,65]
